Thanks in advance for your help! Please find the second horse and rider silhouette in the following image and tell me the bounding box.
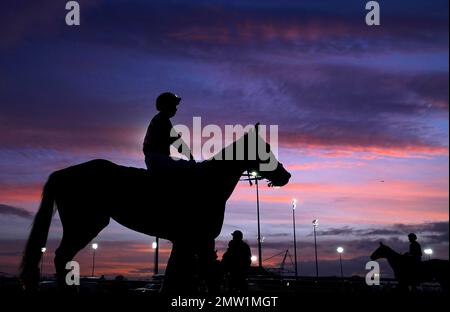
[370,234,448,291]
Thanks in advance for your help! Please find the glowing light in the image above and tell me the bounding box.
[337,247,344,253]
[92,243,98,250]
[251,255,257,263]
[41,247,46,253]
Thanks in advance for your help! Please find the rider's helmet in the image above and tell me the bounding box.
[408,233,417,241]
[156,92,181,111]
[231,230,243,240]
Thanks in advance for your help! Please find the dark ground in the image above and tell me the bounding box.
[0,274,448,311]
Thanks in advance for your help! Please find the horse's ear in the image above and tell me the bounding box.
[379,241,384,246]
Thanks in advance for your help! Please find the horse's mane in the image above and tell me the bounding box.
[206,130,251,162]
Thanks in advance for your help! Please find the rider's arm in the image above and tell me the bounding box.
[169,128,194,160]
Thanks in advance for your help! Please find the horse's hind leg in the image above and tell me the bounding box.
[54,222,108,290]
[54,237,79,290]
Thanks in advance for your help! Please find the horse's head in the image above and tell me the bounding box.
[246,123,291,187]
[210,122,291,187]
[255,156,291,187]
[370,242,390,260]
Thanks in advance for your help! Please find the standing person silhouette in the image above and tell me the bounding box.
[222,230,252,293]
[143,92,193,171]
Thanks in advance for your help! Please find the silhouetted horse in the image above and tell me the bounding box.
[371,242,449,290]
[20,126,291,291]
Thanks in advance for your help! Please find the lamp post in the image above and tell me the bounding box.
[252,171,263,268]
[312,219,319,280]
[40,247,46,280]
[424,248,433,260]
[337,247,344,280]
[292,199,298,279]
[91,243,98,277]
[153,238,159,274]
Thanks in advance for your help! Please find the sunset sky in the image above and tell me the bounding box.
[0,0,448,279]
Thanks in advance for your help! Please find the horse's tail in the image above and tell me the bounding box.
[20,173,57,288]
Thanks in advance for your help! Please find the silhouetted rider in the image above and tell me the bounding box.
[222,230,252,292]
[143,92,193,170]
[404,233,422,263]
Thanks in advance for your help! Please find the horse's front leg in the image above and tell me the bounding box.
[196,239,222,293]
[161,240,199,294]
[161,239,220,294]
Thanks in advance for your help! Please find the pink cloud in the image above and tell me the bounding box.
[0,183,43,204]
[280,136,449,160]
[286,160,366,171]
[169,19,359,44]
[229,178,449,224]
